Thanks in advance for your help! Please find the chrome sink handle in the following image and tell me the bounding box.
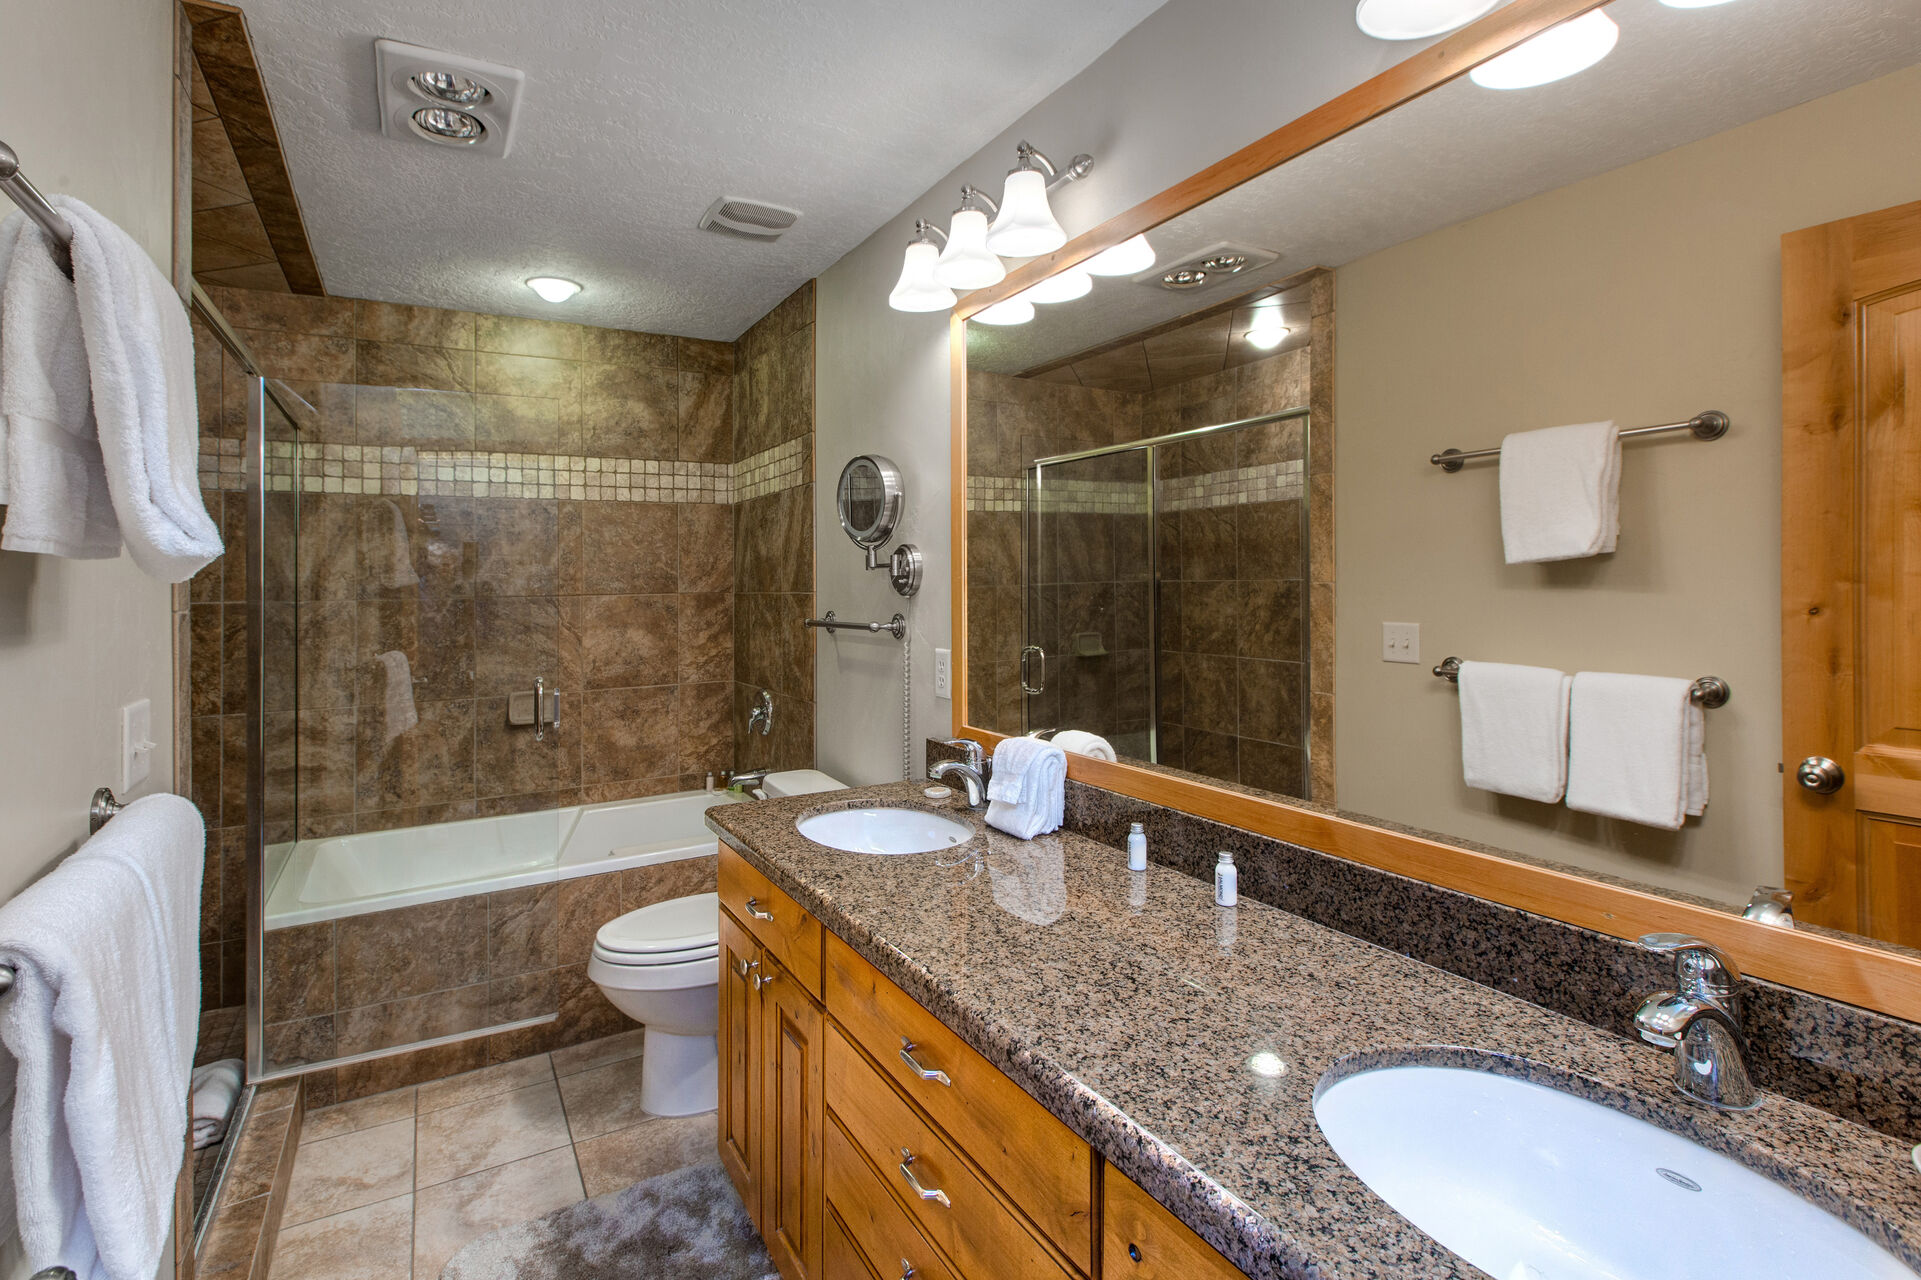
[898,1148,950,1208]
[1635,934,1758,1111]
[1639,933,1741,1005]
[899,1037,952,1086]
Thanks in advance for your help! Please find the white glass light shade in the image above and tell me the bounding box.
[973,298,1036,325]
[1244,326,1291,350]
[1660,0,1739,6]
[889,241,957,312]
[985,169,1067,257]
[1469,11,1618,89]
[1019,266,1092,305]
[1355,0,1500,40]
[1083,234,1156,277]
[526,276,582,302]
[935,209,1007,290]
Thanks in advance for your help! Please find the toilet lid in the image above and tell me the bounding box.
[594,891,720,960]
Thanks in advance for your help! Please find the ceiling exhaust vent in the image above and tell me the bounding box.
[1136,241,1280,291]
[698,197,802,241]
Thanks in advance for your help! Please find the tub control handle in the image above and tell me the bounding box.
[897,1148,950,1208]
[744,897,775,922]
[898,1038,952,1086]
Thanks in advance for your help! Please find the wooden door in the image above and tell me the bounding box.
[761,956,826,1280]
[1783,198,1921,942]
[718,906,763,1219]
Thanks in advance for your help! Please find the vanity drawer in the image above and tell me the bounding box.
[720,843,823,998]
[1103,1167,1248,1280]
[823,932,1093,1270]
[824,1023,1075,1280]
[824,1114,958,1280]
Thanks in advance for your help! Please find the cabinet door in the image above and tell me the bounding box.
[761,955,826,1280]
[719,906,763,1222]
[1103,1167,1249,1280]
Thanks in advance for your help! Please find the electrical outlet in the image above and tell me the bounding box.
[933,648,952,699]
[121,699,154,791]
[1382,622,1420,664]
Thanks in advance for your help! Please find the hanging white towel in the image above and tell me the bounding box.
[0,793,205,1280]
[1498,420,1621,564]
[1050,730,1116,761]
[376,650,419,742]
[1457,660,1572,804]
[0,212,120,559]
[985,737,1065,840]
[1565,672,1707,830]
[189,1060,244,1151]
[376,498,418,589]
[56,196,223,581]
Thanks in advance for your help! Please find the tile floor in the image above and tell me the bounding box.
[271,1029,718,1280]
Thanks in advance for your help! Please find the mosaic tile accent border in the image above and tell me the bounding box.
[734,437,809,503]
[967,460,1304,514]
[199,441,736,504]
[1159,459,1304,512]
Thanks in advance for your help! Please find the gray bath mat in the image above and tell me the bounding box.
[439,1161,776,1280]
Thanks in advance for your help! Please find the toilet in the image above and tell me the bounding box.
[588,770,847,1116]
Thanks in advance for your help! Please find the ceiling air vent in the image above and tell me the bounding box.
[1136,241,1280,291]
[698,196,802,241]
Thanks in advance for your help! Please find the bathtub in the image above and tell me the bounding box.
[264,790,747,930]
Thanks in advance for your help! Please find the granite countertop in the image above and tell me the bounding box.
[707,782,1921,1280]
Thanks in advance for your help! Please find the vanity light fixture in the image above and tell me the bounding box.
[888,221,958,312]
[1354,0,1502,40]
[525,276,582,303]
[934,186,1008,291]
[1018,265,1092,305]
[1083,233,1156,276]
[1468,10,1619,89]
[973,297,1036,325]
[985,141,1091,257]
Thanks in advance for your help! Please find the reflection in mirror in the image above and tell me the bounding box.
[963,0,1921,949]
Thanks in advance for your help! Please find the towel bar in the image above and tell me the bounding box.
[0,787,130,997]
[804,610,907,640]
[1432,656,1730,709]
[1430,410,1729,472]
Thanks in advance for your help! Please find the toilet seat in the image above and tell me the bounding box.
[592,891,720,967]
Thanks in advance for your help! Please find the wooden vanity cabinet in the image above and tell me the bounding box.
[1103,1166,1249,1280]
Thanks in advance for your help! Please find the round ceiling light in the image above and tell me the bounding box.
[411,71,491,106]
[410,107,487,144]
[1160,268,1209,290]
[1355,0,1502,40]
[973,298,1036,325]
[1083,234,1156,277]
[1469,10,1619,90]
[526,276,582,303]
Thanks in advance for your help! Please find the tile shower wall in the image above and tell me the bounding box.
[730,281,816,774]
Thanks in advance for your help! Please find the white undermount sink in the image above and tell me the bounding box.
[1314,1064,1913,1280]
[796,808,974,855]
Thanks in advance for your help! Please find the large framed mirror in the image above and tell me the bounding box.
[952,0,1921,1018]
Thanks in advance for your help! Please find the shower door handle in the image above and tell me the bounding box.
[533,677,546,742]
[1020,645,1047,695]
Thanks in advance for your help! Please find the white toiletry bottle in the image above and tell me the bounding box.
[1215,851,1238,906]
[1126,821,1148,871]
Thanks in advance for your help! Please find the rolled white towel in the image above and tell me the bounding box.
[1050,730,1116,762]
[189,1060,244,1150]
[985,738,1065,840]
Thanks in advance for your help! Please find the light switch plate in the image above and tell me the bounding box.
[121,698,154,792]
[1382,622,1420,664]
[933,648,952,699]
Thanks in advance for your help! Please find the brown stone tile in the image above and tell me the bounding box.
[475,392,576,453]
[474,699,571,797]
[471,499,561,596]
[194,1189,267,1280]
[234,328,355,383]
[357,597,476,703]
[414,1079,570,1189]
[580,365,677,458]
[355,299,475,348]
[619,854,717,913]
[474,314,586,361]
[473,597,561,696]
[334,1039,488,1101]
[335,896,489,1007]
[1185,654,1237,736]
[301,1087,416,1145]
[194,201,275,269]
[677,592,731,683]
[1310,472,1334,583]
[677,371,732,464]
[677,502,733,592]
[194,261,291,292]
[296,599,358,711]
[580,325,676,368]
[263,921,335,1022]
[578,595,677,689]
[357,340,474,392]
[1238,658,1305,745]
[1185,727,1236,783]
[274,1192,414,1280]
[334,982,493,1056]
[677,681,732,774]
[281,1118,414,1225]
[551,1028,645,1078]
[411,1146,581,1278]
[574,1113,717,1198]
[1241,579,1304,663]
[1239,737,1307,798]
[357,698,476,811]
[490,883,558,978]
[264,1015,335,1069]
[474,350,575,401]
[1239,499,1305,581]
[677,337,734,376]
[1311,691,1335,800]
[490,969,558,1023]
[581,503,677,595]
[354,385,475,448]
[1182,581,1239,656]
[293,493,364,600]
[295,708,358,821]
[556,871,623,966]
[555,963,629,1046]
[581,686,678,784]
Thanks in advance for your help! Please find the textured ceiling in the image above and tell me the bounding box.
[241,0,1169,339]
[969,0,1921,374]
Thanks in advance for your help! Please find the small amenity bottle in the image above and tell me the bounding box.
[1126,821,1148,872]
[1215,851,1238,906]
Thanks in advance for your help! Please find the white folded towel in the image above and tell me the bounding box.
[1050,730,1116,761]
[1565,672,1708,830]
[58,197,223,581]
[189,1060,244,1151]
[1499,420,1620,564]
[0,793,205,1280]
[1458,660,1572,803]
[0,212,120,559]
[376,649,418,743]
[985,737,1065,840]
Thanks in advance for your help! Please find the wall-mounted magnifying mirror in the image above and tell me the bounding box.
[836,454,921,596]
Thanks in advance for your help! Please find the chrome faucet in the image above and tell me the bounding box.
[930,738,991,809]
[1633,933,1759,1111]
[747,689,774,737]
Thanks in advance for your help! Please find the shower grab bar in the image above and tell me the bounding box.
[805,611,906,640]
[1432,656,1730,709]
[1429,410,1729,472]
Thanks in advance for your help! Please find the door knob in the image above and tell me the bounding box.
[1796,756,1845,794]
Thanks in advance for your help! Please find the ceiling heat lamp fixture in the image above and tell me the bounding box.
[985,141,1093,257]
[888,221,958,313]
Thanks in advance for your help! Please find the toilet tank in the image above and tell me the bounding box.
[760,769,847,797]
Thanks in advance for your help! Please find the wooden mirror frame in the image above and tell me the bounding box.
[947,0,1921,1022]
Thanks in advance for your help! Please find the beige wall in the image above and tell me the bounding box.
[1334,63,1921,905]
[0,0,179,903]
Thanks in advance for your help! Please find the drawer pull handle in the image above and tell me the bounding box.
[734,957,758,979]
[898,1038,952,1087]
[744,896,776,922]
[897,1148,950,1208]
[898,1264,915,1280]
